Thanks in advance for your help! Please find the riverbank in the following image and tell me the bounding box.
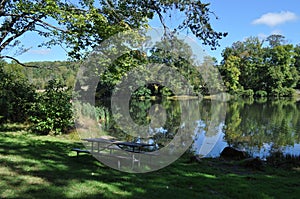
[1,128,300,198]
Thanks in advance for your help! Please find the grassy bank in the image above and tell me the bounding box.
[1,127,300,198]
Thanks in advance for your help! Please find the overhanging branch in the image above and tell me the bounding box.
[1,55,42,68]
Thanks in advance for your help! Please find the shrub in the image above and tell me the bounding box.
[0,62,36,123]
[29,79,74,135]
[270,87,295,97]
[280,88,295,97]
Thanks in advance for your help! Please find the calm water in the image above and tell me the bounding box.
[198,98,300,159]
[99,98,300,159]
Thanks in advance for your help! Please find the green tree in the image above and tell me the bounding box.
[294,45,300,88]
[221,37,264,92]
[219,55,241,93]
[149,37,200,94]
[1,0,227,64]
[266,34,286,48]
[263,44,298,96]
[220,35,299,97]
[0,61,36,123]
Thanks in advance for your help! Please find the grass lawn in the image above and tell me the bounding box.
[1,126,300,199]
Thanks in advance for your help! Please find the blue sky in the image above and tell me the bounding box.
[13,0,300,63]
[202,0,300,62]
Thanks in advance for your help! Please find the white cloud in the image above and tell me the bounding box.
[252,11,298,27]
[28,49,51,55]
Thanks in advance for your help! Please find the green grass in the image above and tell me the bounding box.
[1,128,300,199]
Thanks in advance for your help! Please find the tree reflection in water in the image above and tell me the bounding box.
[96,98,300,159]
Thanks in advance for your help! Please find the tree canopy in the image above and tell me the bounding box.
[219,35,299,97]
[0,0,227,64]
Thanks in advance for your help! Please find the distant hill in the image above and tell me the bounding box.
[4,60,80,89]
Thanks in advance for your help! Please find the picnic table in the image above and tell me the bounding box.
[111,141,154,153]
[79,137,157,169]
[81,137,154,153]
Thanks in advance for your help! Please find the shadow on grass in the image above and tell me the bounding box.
[1,132,300,199]
[0,123,28,132]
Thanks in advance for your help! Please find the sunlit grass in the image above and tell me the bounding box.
[1,128,300,198]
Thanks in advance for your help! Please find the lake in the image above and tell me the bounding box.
[97,97,300,159]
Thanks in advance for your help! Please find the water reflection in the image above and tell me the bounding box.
[219,99,300,159]
[97,98,300,159]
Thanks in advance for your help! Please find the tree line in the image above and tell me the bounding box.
[218,35,300,97]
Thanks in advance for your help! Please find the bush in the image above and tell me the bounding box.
[29,79,74,135]
[280,88,295,97]
[270,87,295,97]
[0,62,36,123]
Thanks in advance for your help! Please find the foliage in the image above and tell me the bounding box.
[219,55,241,93]
[29,79,73,135]
[132,86,152,98]
[161,87,173,96]
[219,35,299,97]
[96,35,223,100]
[95,35,218,99]
[148,37,203,95]
[23,61,79,89]
[0,61,36,123]
[294,45,300,88]
[1,0,226,63]
[2,61,79,89]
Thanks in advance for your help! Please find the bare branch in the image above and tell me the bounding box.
[149,2,170,38]
[0,55,39,68]
[0,55,56,69]
[156,8,169,34]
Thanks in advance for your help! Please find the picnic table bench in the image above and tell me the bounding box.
[71,148,90,157]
